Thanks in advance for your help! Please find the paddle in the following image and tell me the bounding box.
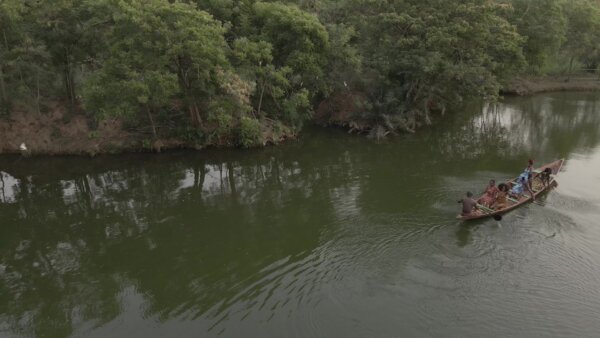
[477,203,502,221]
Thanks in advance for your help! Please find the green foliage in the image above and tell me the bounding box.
[237,116,263,147]
[141,138,153,150]
[252,2,329,92]
[561,0,600,71]
[506,0,567,72]
[208,109,234,135]
[88,130,99,140]
[282,88,311,124]
[2,0,600,141]
[0,0,50,113]
[82,0,229,129]
[323,0,525,130]
[176,126,206,144]
[228,2,328,128]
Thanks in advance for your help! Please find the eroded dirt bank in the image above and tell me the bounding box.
[0,106,139,156]
[0,106,294,156]
[2,77,599,156]
[503,75,600,96]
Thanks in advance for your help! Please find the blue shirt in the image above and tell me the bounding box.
[511,182,524,194]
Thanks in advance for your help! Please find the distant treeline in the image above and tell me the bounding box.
[1,0,599,145]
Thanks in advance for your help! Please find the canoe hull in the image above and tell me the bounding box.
[457,159,565,221]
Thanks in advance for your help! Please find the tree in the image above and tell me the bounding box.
[252,2,329,96]
[225,2,329,128]
[0,0,25,112]
[82,0,230,131]
[26,0,106,108]
[561,0,600,72]
[506,0,566,72]
[335,0,525,131]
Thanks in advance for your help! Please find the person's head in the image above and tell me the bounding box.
[466,191,473,198]
[498,183,508,192]
[528,159,534,166]
[489,179,496,186]
[544,167,552,174]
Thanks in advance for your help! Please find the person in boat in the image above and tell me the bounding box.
[495,183,509,210]
[536,167,553,188]
[510,176,535,201]
[527,172,535,190]
[478,179,499,207]
[525,159,534,174]
[459,192,477,216]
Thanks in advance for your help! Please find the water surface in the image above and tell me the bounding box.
[1,92,600,338]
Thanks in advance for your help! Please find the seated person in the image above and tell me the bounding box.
[459,192,477,216]
[537,167,553,188]
[495,183,509,210]
[478,179,499,207]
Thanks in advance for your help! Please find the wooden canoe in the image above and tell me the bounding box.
[457,159,565,221]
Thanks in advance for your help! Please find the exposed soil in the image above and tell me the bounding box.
[315,91,372,132]
[0,104,139,156]
[0,104,296,156]
[502,75,600,96]
[2,76,599,156]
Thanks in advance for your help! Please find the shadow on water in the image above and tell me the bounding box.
[455,222,479,248]
[0,92,600,337]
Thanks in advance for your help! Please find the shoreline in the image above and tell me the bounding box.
[501,75,600,96]
[2,78,599,157]
[0,106,296,157]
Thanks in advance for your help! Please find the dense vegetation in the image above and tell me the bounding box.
[1,0,599,148]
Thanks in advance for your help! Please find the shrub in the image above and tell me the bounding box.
[237,117,262,148]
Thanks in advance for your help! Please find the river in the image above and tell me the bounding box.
[1,92,600,338]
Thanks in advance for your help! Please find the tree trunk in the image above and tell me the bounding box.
[0,172,6,203]
[36,69,41,116]
[0,30,7,112]
[199,164,206,191]
[568,56,575,75]
[0,63,7,111]
[188,101,202,128]
[79,175,93,214]
[176,57,202,128]
[146,106,158,140]
[219,163,224,193]
[257,78,266,117]
[64,66,76,106]
[227,161,237,196]
[64,49,76,108]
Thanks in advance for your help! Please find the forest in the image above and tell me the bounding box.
[1,0,600,149]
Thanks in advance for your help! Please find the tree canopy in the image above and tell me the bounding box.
[1,0,599,144]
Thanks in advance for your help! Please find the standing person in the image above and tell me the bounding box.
[478,179,499,207]
[459,192,477,216]
[510,176,535,201]
[525,159,534,174]
[527,172,535,192]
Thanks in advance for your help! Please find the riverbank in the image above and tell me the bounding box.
[0,106,296,156]
[1,78,599,156]
[0,105,136,156]
[316,76,600,135]
[502,75,600,96]
[3,92,600,338]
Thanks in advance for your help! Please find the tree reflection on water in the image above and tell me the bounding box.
[1,92,600,337]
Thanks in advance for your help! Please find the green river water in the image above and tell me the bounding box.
[1,92,600,338]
